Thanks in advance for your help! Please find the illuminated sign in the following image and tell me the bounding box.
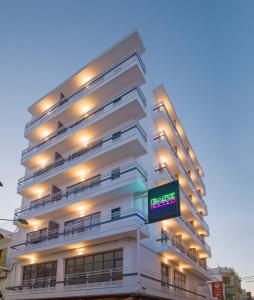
[225,285,235,297]
[212,281,224,298]
[148,181,180,223]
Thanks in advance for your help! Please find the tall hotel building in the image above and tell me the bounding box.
[6,32,212,300]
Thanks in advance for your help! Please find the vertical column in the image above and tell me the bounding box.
[56,257,64,286]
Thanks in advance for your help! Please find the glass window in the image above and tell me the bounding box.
[161,263,169,286]
[22,261,57,288]
[111,207,121,220]
[74,257,84,273]
[84,255,93,272]
[65,258,74,275]
[111,168,120,180]
[174,270,186,288]
[94,254,103,271]
[65,249,123,285]
[64,212,101,235]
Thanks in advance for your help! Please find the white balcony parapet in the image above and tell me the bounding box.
[15,162,147,219]
[142,233,209,274]
[154,103,206,193]
[11,208,147,257]
[6,267,207,300]
[22,87,146,161]
[154,131,202,196]
[155,162,209,230]
[177,216,211,255]
[24,53,145,135]
[18,122,147,191]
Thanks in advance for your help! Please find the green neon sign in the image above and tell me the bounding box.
[150,192,176,209]
[148,181,180,224]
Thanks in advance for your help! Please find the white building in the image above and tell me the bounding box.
[6,31,212,300]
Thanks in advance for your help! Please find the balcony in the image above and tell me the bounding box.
[154,132,207,213]
[6,268,125,300]
[18,122,147,196]
[142,233,211,281]
[22,87,146,165]
[177,216,211,256]
[6,266,207,300]
[10,208,148,258]
[155,162,209,233]
[15,163,147,220]
[25,53,145,137]
[154,103,205,193]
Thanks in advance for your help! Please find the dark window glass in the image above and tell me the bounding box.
[174,270,186,288]
[64,212,101,235]
[22,261,57,289]
[111,168,120,180]
[65,249,123,285]
[161,263,169,287]
[111,207,121,220]
[112,131,121,140]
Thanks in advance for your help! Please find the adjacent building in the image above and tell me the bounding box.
[210,266,243,300]
[0,229,13,299]
[6,31,212,300]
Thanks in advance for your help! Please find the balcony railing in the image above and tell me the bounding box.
[154,131,203,197]
[11,208,147,253]
[6,267,206,300]
[178,216,211,254]
[159,232,208,272]
[15,163,147,217]
[7,268,122,292]
[153,103,205,189]
[156,162,209,229]
[25,52,146,134]
[64,268,123,286]
[22,87,146,160]
[18,122,147,189]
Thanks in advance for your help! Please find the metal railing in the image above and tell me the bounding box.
[178,216,211,254]
[18,122,147,189]
[154,131,201,196]
[25,52,145,132]
[6,268,122,292]
[159,233,208,272]
[64,268,123,286]
[156,162,209,231]
[153,102,205,189]
[6,267,207,299]
[22,87,146,160]
[157,158,207,212]
[15,162,147,217]
[12,208,146,251]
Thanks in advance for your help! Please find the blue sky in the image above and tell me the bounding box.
[0,0,253,293]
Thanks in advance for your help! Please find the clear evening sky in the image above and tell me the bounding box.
[0,0,253,293]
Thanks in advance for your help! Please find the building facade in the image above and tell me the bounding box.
[6,31,212,300]
[0,229,13,299]
[210,267,243,300]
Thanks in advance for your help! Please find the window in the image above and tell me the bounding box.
[112,131,121,140]
[65,249,123,285]
[22,261,57,288]
[26,228,47,245]
[174,270,186,288]
[64,212,101,235]
[111,207,121,220]
[111,167,120,180]
[161,263,169,287]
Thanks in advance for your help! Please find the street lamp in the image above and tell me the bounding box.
[0,218,29,226]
